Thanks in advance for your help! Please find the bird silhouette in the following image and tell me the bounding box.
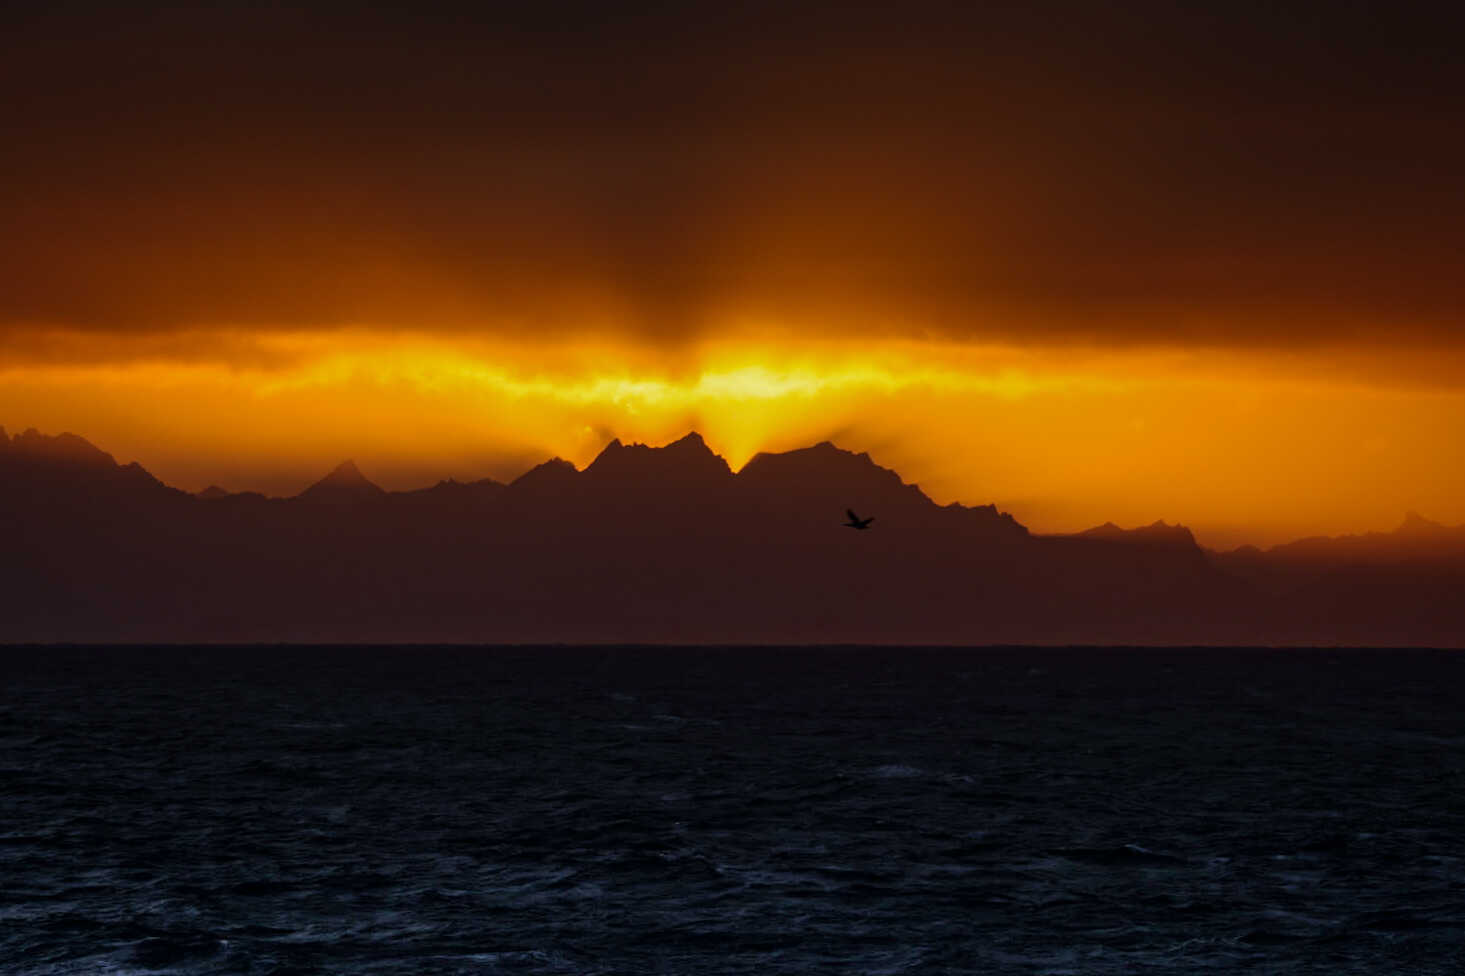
[844,508,875,530]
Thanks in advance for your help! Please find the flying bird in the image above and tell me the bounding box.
[844,509,875,530]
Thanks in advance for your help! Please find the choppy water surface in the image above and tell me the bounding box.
[2,647,1462,974]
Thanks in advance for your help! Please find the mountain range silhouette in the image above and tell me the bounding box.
[3,425,1463,644]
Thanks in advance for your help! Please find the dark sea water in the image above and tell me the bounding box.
[2,647,1463,975]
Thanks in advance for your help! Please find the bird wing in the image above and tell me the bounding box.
[846,509,859,522]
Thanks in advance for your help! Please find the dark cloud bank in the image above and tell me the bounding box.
[4,2,1463,349]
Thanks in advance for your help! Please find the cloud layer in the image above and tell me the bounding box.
[4,3,1464,352]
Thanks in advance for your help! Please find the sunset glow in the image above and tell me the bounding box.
[5,3,1464,552]
[6,325,1465,548]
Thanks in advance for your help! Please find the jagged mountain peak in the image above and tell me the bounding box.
[1075,519,1198,548]
[509,457,579,490]
[1398,510,1444,533]
[323,459,370,483]
[745,439,867,469]
[585,431,732,480]
[298,459,386,500]
[739,439,906,490]
[761,440,871,463]
[666,430,712,451]
[735,439,950,526]
[9,428,117,466]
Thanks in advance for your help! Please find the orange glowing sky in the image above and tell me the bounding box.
[4,3,1465,549]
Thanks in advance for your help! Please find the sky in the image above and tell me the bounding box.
[4,1,1465,548]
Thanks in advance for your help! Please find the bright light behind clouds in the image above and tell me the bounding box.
[5,3,1464,551]
[5,325,1465,549]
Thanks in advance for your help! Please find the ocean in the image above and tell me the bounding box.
[2,646,1461,974]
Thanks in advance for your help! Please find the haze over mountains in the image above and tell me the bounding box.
[3,425,1463,645]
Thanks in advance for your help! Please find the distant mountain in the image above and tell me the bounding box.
[6,426,116,465]
[1205,515,1465,645]
[391,477,506,511]
[585,432,733,486]
[1073,520,1196,547]
[2,426,174,493]
[1212,512,1465,586]
[2,427,1463,644]
[296,460,388,503]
